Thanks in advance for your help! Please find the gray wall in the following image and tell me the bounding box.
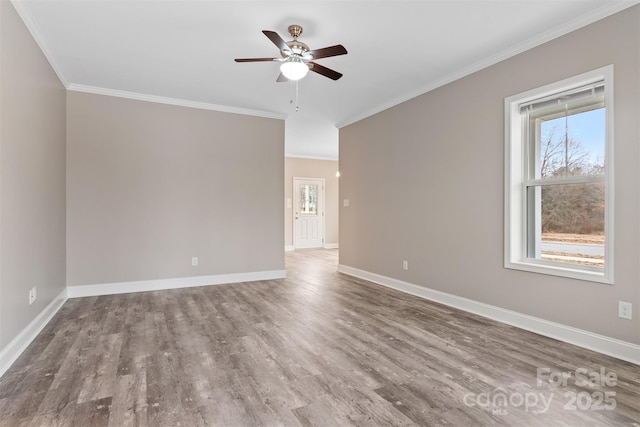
[0,1,67,349]
[339,6,640,344]
[284,157,339,248]
[67,92,284,287]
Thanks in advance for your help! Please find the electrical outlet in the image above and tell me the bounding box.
[28,287,37,305]
[192,257,198,266]
[402,260,409,271]
[618,301,632,320]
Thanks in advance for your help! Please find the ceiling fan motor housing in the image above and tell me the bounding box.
[283,25,309,57]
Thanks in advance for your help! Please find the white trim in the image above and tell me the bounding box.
[286,244,338,251]
[10,0,70,87]
[11,0,636,130]
[66,270,286,298]
[67,84,287,121]
[336,1,638,128]
[0,289,68,378]
[337,264,640,365]
[285,154,339,161]
[504,65,614,284]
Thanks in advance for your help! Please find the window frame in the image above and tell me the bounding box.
[504,65,614,284]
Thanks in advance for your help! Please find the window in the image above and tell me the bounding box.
[299,184,318,215]
[504,66,613,283]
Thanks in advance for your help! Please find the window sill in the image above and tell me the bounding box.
[505,259,612,285]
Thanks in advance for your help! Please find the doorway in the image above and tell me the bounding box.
[293,177,325,249]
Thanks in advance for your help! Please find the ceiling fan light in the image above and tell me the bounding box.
[280,57,309,81]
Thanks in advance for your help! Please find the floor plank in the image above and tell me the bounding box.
[0,249,638,426]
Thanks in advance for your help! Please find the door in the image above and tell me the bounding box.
[293,178,325,249]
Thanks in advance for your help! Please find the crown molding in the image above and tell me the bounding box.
[337,0,640,128]
[67,84,288,120]
[13,0,285,120]
[12,0,638,129]
[10,0,69,87]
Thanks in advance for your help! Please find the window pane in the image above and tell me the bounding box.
[538,108,605,179]
[299,184,317,215]
[527,182,605,268]
[506,66,612,283]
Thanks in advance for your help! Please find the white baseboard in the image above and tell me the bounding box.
[0,270,285,378]
[286,244,338,251]
[66,270,286,298]
[337,264,640,365]
[0,288,68,378]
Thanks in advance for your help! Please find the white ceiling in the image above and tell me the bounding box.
[12,0,636,159]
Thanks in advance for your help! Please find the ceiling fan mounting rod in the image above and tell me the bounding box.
[284,25,309,56]
[288,24,303,39]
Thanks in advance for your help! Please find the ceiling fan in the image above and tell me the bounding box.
[234,25,347,82]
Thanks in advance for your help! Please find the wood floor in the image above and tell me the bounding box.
[0,249,638,426]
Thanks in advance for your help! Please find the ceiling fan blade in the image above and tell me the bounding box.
[262,30,291,53]
[276,73,288,83]
[309,62,343,80]
[234,57,279,62]
[306,44,347,60]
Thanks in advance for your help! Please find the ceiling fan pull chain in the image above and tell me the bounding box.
[295,80,300,112]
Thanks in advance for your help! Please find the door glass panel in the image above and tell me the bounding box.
[299,184,318,216]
